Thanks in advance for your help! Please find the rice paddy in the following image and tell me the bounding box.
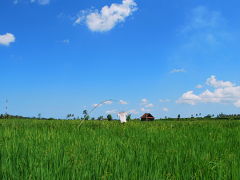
[1,119,240,179]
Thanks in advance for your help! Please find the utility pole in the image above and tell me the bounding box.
[5,98,8,118]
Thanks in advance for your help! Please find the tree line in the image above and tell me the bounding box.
[1,111,240,121]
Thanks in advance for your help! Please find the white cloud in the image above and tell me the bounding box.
[162,107,169,112]
[141,98,148,104]
[140,99,154,111]
[177,76,240,108]
[177,91,202,105]
[75,0,137,32]
[74,17,83,25]
[145,103,154,108]
[103,100,113,105]
[0,33,15,46]
[196,84,203,89]
[206,75,234,88]
[119,100,128,104]
[170,68,186,73]
[74,10,89,25]
[31,0,50,5]
[13,0,50,5]
[140,108,151,112]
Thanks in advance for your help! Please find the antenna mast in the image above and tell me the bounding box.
[5,98,8,116]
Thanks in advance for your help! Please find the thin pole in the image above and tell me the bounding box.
[5,98,8,115]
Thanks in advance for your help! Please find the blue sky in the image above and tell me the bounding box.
[1,0,240,119]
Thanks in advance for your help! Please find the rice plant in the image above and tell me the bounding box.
[1,119,240,179]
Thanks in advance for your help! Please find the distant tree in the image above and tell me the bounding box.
[91,117,95,120]
[177,114,181,120]
[4,113,9,119]
[204,114,212,118]
[83,110,89,120]
[127,114,131,121]
[66,114,74,120]
[38,113,41,119]
[83,110,87,116]
[97,116,104,120]
[107,114,113,121]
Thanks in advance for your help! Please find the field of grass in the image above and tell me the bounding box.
[1,119,240,179]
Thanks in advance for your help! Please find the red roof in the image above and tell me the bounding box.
[141,113,155,119]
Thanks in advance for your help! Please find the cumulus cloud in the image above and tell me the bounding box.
[206,75,234,88]
[177,75,240,108]
[170,68,186,73]
[177,91,202,105]
[119,100,128,104]
[74,0,137,32]
[0,33,15,46]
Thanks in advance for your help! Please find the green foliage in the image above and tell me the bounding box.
[38,113,41,119]
[126,114,131,121]
[107,114,113,121]
[97,116,104,120]
[204,114,212,118]
[177,114,181,120]
[66,114,74,120]
[82,110,89,120]
[1,119,240,179]
[217,113,240,119]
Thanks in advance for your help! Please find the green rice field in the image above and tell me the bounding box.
[1,119,240,179]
